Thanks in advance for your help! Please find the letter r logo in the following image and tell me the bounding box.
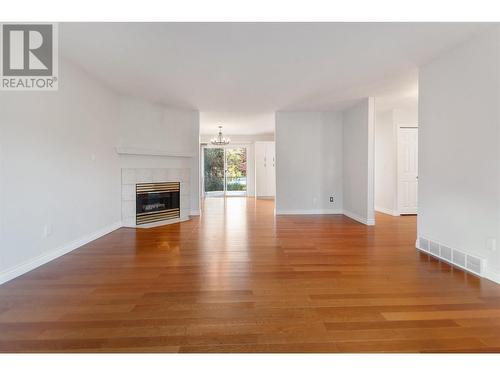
[2,24,53,76]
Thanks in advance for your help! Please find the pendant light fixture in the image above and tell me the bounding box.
[210,126,231,146]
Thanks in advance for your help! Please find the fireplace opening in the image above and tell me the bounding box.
[136,182,180,225]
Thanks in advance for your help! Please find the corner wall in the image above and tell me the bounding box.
[0,58,122,283]
[118,96,201,214]
[342,98,376,225]
[418,26,500,283]
[0,63,203,285]
[275,111,343,214]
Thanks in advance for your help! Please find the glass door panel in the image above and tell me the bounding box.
[225,148,247,196]
[203,148,225,196]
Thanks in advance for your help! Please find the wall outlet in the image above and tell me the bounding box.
[329,196,334,203]
[487,238,497,252]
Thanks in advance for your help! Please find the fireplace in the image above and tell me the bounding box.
[136,182,180,225]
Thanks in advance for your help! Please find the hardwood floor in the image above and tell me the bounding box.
[1,197,500,353]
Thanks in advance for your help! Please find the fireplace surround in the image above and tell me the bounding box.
[121,168,190,228]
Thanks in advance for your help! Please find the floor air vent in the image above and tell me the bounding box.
[466,255,482,275]
[452,250,466,268]
[416,236,484,277]
[440,246,452,262]
[429,241,440,256]
[418,237,429,251]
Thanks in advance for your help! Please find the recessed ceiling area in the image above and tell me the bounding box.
[60,22,489,134]
[200,112,275,136]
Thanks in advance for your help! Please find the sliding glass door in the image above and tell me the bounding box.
[225,147,247,196]
[203,148,225,196]
[203,147,247,196]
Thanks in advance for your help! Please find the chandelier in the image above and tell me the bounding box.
[210,126,231,146]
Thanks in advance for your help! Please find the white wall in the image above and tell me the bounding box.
[0,58,122,283]
[418,26,500,282]
[342,98,376,225]
[199,133,274,197]
[118,96,200,214]
[394,107,418,126]
[275,111,343,214]
[375,109,397,215]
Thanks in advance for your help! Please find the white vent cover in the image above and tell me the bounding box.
[419,237,429,251]
[430,241,440,256]
[466,255,482,275]
[416,236,485,278]
[452,250,466,268]
[440,246,452,262]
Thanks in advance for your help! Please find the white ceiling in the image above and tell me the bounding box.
[60,23,489,135]
[200,112,275,136]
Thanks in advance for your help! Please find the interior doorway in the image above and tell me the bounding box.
[374,108,418,217]
[202,147,248,197]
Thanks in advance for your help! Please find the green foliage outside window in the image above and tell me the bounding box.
[204,147,247,192]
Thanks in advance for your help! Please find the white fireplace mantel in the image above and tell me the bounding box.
[116,146,194,158]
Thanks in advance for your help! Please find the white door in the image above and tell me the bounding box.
[397,127,418,214]
[255,142,268,196]
[265,143,276,196]
[255,141,276,197]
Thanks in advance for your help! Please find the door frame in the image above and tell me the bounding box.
[396,125,418,215]
[201,144,249,197]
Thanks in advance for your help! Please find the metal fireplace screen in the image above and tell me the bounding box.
[136,182,180,225]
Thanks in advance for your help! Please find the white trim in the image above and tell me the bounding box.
[0,221,123,285]
[343,209,375,226]
[375,206,399,216]
[367,97,376,226]
[275,208,343,215]
[190,209,200,216]
[484,270,500,284]
[275,208,376,226]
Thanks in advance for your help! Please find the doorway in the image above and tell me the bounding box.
[374,112,418,217]
[203,147,247,197]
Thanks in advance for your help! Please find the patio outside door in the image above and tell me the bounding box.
[203,147,247,196]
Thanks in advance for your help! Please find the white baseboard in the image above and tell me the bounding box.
[0,221,122,285]
[375,206,399,216]
[190,209,200,216]
[484,270,500,284]
[342,209,375,226]
[275,208,375,226]
[275,208,343,215]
